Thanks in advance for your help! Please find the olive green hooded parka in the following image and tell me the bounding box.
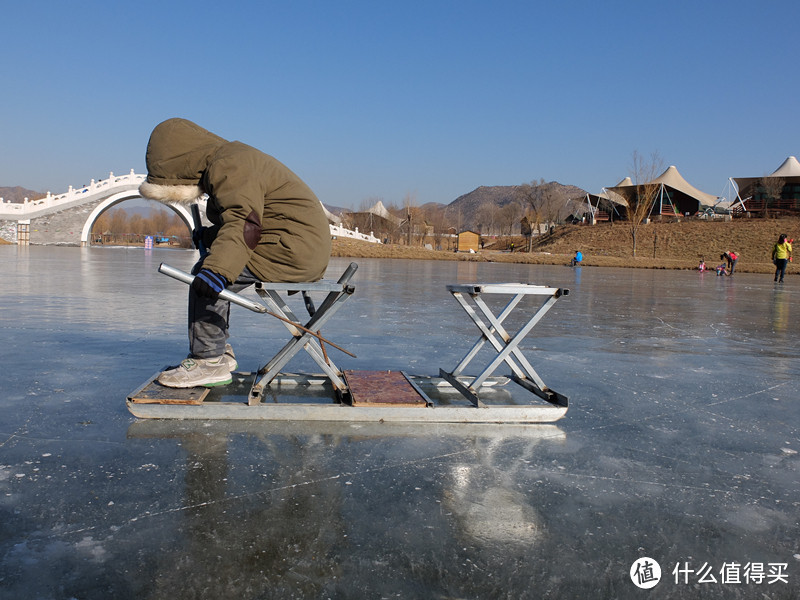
[139,118,331,284]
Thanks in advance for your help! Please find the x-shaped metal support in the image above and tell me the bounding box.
[439,283,569,408]
[249,263,358,404]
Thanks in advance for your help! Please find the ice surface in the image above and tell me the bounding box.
[0,246,798,598]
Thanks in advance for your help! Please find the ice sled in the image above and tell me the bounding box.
[127,262,569,423]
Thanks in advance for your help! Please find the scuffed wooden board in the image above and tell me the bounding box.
[344,370,427,407]
[128,375,209,405]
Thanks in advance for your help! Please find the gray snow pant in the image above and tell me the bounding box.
[188,261,261,359]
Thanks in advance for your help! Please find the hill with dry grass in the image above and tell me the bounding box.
[448,182,586,225]
[0,186,45,203]
[332,216,800,276]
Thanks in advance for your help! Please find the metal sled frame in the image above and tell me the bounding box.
[439,283,569,413]
[248,263,358,403]
[127,371,568,423]
[127,267,570,423]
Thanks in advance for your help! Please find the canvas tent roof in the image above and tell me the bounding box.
[350,200,403,226]
[731,156,800,201]
[586,177,632,209]
[320,203,340,223]
[367,200,402,225]
[604,177,632,207]
[651,166,718,207]
[770,155,800,177]
[606,166,718,212]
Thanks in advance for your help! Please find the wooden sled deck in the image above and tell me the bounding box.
[127,370,568,423]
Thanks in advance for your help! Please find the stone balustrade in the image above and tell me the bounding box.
[330,224,381,243]
[0,170,145,216]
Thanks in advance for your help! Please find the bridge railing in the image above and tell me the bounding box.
[330,224,381,243]
[1,169,381,245]
[0,170,145,216]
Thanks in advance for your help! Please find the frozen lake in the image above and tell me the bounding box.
[1,245,798,598]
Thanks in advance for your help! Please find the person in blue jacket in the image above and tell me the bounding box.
[571,250,583,266]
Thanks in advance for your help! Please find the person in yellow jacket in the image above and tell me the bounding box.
[771,233,792,283]
[139,118,331,387]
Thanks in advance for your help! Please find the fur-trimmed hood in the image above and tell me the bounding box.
[141,118,227,186]
[139,118,225,204]
[138,181,204,205]
[138,117,331,285]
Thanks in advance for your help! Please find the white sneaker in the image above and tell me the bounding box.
[223,344,238,371]
[158,356,233,388]
[183,344,237,371]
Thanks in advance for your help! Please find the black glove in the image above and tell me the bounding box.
[191,268,228,301]
[192,226,207,252]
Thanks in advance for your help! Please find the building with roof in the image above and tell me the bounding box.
[345,199,403,241]
[456,230,481,253]
[730,156,800,215]
[584,177,631,222]
[605,166,719,219]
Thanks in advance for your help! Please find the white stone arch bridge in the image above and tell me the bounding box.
[0,170,380,245]
[79,189,195,245]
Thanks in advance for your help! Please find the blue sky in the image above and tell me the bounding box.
[2,1,798,209]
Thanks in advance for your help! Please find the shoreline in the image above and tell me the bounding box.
[331,239,792,275]
[333,217,800,276]
[4,217,797,277]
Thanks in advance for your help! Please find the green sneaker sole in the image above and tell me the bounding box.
[202,377,233,388]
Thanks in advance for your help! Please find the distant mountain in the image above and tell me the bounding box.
[0,186,46,203]
[451,185,522,213]
[449,183,587,226]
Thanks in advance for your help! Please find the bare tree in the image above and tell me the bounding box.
[517,180,544,236]
[90,205,190,245]
[759,176,785,218]
[339,210,354,229]
[497,201,522,236]
[520,215,533,251]
[540,182,572,226]
[474,201,499,235]
[359,196,378,212]
[105,207,132,243]
[425,205,448,250]
[517,179,572,238]
[402,193,419,246]
[92,211,111,243]
[446,205,463,237]
[347,196,382,233]
[129,214,145,236]
[150,208,170,234]
[626,150,665,257]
